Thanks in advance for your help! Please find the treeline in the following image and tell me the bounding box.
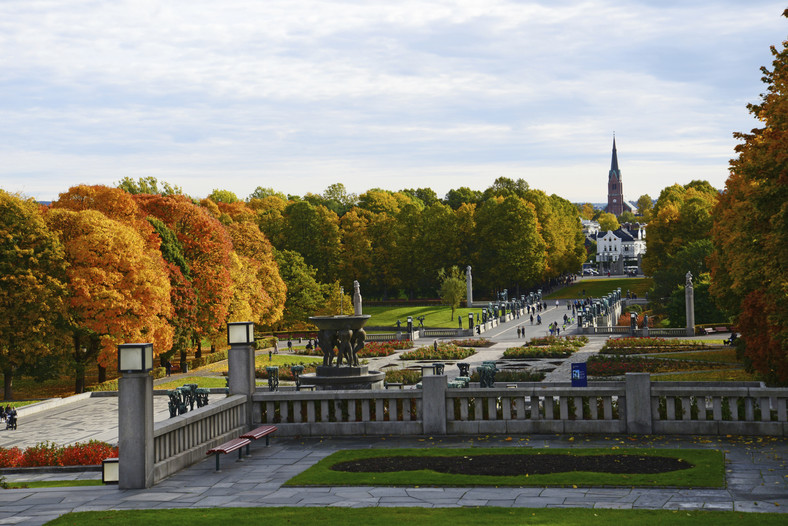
[0,177,585,397]
[239,177,586,301]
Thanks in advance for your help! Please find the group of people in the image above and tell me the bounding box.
[1,404,17,430]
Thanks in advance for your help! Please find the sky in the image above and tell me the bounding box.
[1,1,785,204]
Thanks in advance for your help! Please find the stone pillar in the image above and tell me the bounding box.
[118,373,154,489]
[625,373,652,434]
[466,266,473,308]
[685,271,695,336]
[228,343,255,426]
[422,374,447,435]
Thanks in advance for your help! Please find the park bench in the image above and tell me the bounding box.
[206,437,250,472]
[714,326,729,333]
[239,424,278,456]
[703,327,715,335]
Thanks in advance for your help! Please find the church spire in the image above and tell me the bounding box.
[610,135,620,177]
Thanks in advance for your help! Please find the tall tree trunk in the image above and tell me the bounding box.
[3,366,13,400]
[74,361,85,394]
[195,337,202,360]
[97,364,106,384]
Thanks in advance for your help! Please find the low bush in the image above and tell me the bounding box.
[399,343,475,361]
[503,346,574,359]
[384,369,421,385]
[0,441,117,468]
[450,338,493,348]
[255,363,318,381]
[527,335,588,348]
[587,355,730,376]
[469,370,545,383]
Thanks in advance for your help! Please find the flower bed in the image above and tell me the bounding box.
[586,356,731,376]
[503,346,574,359]
[600,337,707,355]
[399,343,475,361]
[527,335,588,348]
[0,441,117,468]
[450,338,493,348]
[469,370,545,383]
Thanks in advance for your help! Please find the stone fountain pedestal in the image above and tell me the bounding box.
[300,365,385,390]
[302,314,385,390]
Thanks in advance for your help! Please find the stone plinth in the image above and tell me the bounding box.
[300,365,385,390]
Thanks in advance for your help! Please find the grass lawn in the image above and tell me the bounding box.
[285,447,724,488]
[658,349,740,363]
[653,370,759,382]
[364,306,479,328]
[545,278,653,300]
[46,507,786,526]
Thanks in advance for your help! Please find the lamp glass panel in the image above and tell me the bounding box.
[144,345,153,370]
[228,323,253,344]
[102,458,119,483]
[119,347,142,371]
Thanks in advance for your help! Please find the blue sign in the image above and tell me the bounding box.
[571,363,587,387]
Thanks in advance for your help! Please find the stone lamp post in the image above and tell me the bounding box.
[117,342,155,489]
[227,322,256,425]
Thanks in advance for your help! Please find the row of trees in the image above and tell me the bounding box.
[216,177,586,300]
[0,186,288,398]
[0,177,586,397]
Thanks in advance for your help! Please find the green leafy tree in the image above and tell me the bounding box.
[482,177,530,201]
[597,212,620,232]
[116,176,182,196]
[272,249,326,330]
[208,189,240,204]
[445,187,483,209]
[437,266,466,321]
[0,192,68,399]
[636,194,653,221]
[247,186,287,201]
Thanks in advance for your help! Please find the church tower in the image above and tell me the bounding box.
[606,136,625,216]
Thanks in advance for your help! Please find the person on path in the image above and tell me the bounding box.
[517,327,521,338]
[530,314,534,324]
[274,339,279,354]
[537,314,541,325]
[434,339,438,352]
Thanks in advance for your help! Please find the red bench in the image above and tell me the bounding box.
[240,425,277,455]
[206,437,250,472]
[714,326,729,333]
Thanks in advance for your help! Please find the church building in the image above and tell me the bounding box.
[605,136,632,216]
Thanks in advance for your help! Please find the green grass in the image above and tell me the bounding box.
[285,447,724,488]
[364,306,479,328]
[155,376,230,390]
[0,400,38,409]
[544,278,653,300]
[3,479,102,489]
[657,349,740,363]
[653,370,758,382]
[46,507,787,526]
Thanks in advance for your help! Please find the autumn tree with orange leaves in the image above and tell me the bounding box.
[46,209,173,393]
[711,20,788,384]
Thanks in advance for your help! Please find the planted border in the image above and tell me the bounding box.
[285,447,724,488]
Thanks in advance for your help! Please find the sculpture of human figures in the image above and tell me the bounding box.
[350,328,365,367]
[318,329,337,367]
[336,328,354,366]
[353,280,362,316]
[686,271,693,288]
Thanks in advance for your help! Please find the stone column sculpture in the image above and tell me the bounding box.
[685,271,695,336]
[466,266,473,308]
[353,280,362,316]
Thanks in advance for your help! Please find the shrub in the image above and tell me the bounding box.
[0,447,23,468]
[399,343,475,361]
[384,369,421,385]
[527,335,588,348]
[503,346,574,359]
[59,441,118,466]
[20,442,62,467]
[469,370,545,382]
[450,338,493,348]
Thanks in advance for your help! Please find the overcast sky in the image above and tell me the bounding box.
[1,1,785,204]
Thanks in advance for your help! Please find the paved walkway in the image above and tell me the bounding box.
[2,434,786,525]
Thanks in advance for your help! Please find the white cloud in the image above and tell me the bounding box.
[0,0,784,203]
